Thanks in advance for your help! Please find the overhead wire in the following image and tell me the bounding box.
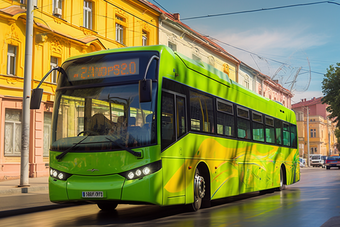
[181,1,340,20]
[33,1,327,75]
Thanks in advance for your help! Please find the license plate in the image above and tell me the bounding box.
[82,191,103,198]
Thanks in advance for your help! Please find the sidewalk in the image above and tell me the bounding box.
[0,176,75,218]
[0,176,48,195]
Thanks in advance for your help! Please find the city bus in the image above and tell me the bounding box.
[31,45,299,211]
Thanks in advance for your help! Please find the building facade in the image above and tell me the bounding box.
[155,11,240,82]
[0,0,159,180]
[292,97,337,158]
[239,62,293,109]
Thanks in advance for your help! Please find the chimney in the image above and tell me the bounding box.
[173,13,180,21]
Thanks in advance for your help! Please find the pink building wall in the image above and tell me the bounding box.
[0,96,50,180]
[256,79,292,109]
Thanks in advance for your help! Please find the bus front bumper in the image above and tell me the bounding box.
[49,169,163,205]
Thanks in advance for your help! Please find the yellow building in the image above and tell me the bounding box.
[292,97,337,159]
[0,0,160,180]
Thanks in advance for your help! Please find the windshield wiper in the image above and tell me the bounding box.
[105,136,142,158]
[56,136,88,161]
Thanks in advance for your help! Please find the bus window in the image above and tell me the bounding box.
[283,123,291,146]
[252,112,264,142]
[275,119,282,145]
[290,125,297,148]
[176,96,187,138]
[237,106,251,139]
[216,100,234,136]
[265,116,275,144]
[161,92,175,150]
[190,91,214,133]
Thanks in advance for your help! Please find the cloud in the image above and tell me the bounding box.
[291,90,323,104]
[214,25,328,54]
[206,25,328,86]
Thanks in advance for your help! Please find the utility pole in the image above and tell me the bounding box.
[307,107,310,167]
[20,0,34,187]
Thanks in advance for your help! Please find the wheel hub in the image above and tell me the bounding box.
[194,175,205,199]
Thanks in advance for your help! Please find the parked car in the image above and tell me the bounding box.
[325,156,340,169]
[299,157,306,168]
[321,156,327,168]
[310,154,322,167]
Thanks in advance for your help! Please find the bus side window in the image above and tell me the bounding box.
[216,100,234,137]
[283,123,291,146]
[190,91,214,133]
[290,125,297,148]
[161,92,175,150]
[252,112,264,142]
[275,119,282,145]
[237,106,251,139]
[265,116,275,144]
[176,96,187,138]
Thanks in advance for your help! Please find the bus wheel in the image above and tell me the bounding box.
[97,202,118,211]
[278,167,286,191]
[191,168,206,211]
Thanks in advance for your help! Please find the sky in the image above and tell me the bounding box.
[152,0,340,104]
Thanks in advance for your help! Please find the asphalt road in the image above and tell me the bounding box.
[0,167,339,227]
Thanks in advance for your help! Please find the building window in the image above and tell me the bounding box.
[83,0,92,29]
[43,112,52,157]
[244,74,250,89]
[7,45,17,76]
[209,56,216,67]
[192,54,201,62]
[310,129,316,138]
[311,147,317,154]
[116,16,125,44]
[192,47,201,62]
[142,30,148,46]
[50,56,59,83]
[4,109,22,156]
[168,41,177,51]
[53,0,62,17]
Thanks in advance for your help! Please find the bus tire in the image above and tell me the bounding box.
[278,166,286,191]
[191,168,205,211]
[97,202,118,211]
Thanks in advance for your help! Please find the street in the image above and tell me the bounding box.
[0,167,339,227]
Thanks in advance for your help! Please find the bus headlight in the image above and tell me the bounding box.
[127,172,135,179]
[119,160,162,180]
[49,168,72,181]
[142,167,150,175]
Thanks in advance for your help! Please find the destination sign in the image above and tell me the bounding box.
[68,58,139,81]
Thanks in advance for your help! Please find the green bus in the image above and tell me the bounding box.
[31,45,299,211]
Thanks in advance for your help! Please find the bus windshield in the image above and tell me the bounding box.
[51,81,157,152]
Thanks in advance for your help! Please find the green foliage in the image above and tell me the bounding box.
[335,129,340,150]
[322,63,340,128]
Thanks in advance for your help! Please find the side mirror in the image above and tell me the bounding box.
[30,88,43,109]
[139,79,152,103]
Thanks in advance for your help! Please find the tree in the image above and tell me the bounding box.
[335,128,340,152]
[322,63,340,128]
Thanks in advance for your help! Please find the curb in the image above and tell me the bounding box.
[0,203,77,218]
[0,186,48,195]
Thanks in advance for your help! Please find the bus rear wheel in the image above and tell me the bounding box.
[278,166,286,191]
[191,168,206,211]
[97,202,118,211]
